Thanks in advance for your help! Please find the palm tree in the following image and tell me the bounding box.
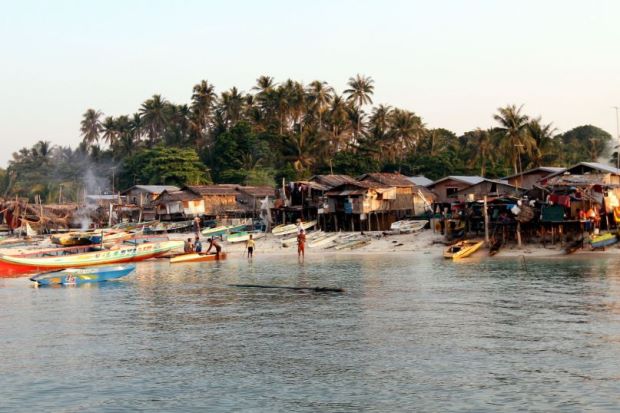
[527,118,557,167]
[101,116,119,147]
[191,80,217,136]
[306,80,334,130]
[493,104,537,175]
[140,94,170,146]
[467,128,494,176]
[387,109,424,161]
[80,109,103,147]
[219,87,244,128]
[325,94,351,152]
[344,74,374,137]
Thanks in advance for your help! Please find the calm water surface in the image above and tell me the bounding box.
[2,253,620,412]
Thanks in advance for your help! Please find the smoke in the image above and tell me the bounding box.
[72,168,114,230]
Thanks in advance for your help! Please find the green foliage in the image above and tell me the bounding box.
[121,146,210,187]
[5,75,618,200]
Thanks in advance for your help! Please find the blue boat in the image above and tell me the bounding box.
[30,264,136,286]
[590,232,618,249]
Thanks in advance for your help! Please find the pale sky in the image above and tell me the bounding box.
[1,0,619,166]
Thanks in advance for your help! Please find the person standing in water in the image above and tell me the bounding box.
[297,228,306,261]
[205,237,222,258]
[246,234,255,260]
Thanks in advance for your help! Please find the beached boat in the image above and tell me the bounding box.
[145,220,193,234]
[0,240,184,276]
[444,240,484,259]
[389,219,428,234]
[111,220,159,232]
[334,237,371,250]
[50,232,93,246]
[489,239,502,256]
[564,238,583,254]
[170,252,227,263]
[225,232,265,243]
[281,230,323,247]
[308,233,340,248]
[590,232,618,249]
[30,264,136,286]
[201,224,246,237]
[271,220,317,237]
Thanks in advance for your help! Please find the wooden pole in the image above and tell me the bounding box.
[483,195,489,245]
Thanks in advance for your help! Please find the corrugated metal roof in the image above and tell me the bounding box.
[185,185,238,196]
[236,186,276,197]
[577,162,620,174]
[358,172,414,187]
[501,166,566,180]
[429,176,485,187]
[406,175,434,186]
[156,190,202,203]
[309,174,358,189]
[121,185,180,194]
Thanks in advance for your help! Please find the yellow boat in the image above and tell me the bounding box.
[170,252,227,264]
[443,240,484,259]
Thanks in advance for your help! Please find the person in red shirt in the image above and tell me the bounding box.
[297,229,306,261]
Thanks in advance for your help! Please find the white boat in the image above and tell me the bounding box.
[389,219,428,234]
[334,236,371,250]
[225,232,265,244]
[308,233,340,248]
[271,220,317,237]
[280,230,323,247]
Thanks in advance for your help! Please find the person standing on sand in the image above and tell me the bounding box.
[297,228,306,260]
[246,234,255,260]
[193,216,201,238]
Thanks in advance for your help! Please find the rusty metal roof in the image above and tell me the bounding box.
[235,186,276,197]
[309,174,358,189]
[185,185,238,196]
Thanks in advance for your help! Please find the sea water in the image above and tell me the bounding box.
[1,253,620,412]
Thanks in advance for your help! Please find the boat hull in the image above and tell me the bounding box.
[0,240,184,276]
[590,233,618,249]
[272,220,317,237]
[30,265,136,286]
[444,240,484,259]
[170,252,227,263]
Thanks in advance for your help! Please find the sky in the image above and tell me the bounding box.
[0,0,619,166]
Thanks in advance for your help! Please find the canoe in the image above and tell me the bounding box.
[590,232,618,249]
[170,252,227,263]
[444,240,484,259]
[390,220,428,233]
[334,238,371,250]
[201,224,246,237]
[111,220,159,231]
[30,264,136,286]
[271,220,317,237]
[0,240,184,276]
[225,232,265,243]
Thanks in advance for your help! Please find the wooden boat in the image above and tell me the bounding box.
[489,239,502,256]
[201,224,246,237]
[271,220,317,237]
[564,238,583,254]
[111,220,159,232]
[145,220,193,234]
[30,264,136,286]
[51,232,93,247]
[170,252,227,263]
[389,219,428,234]
[281,230,323,247]
[590,232,618,249]
[226,232,265,243]
[0,240,184,276]
[444,240,484,259]
[308,233,340,248]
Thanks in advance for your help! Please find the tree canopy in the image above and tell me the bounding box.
[3,74,617,201]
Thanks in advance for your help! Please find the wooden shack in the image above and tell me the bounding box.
[426,176,485,204]
[184,185,239,217]
[502,166,565,189]
[154,189,204,220]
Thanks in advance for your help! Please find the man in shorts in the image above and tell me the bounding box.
[206,237,222,258]
[246,234,255,260]
[297,229,306,261]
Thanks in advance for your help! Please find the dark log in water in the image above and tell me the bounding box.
[229,284,344,293]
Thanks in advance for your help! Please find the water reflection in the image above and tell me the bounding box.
[1,254,620,411]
